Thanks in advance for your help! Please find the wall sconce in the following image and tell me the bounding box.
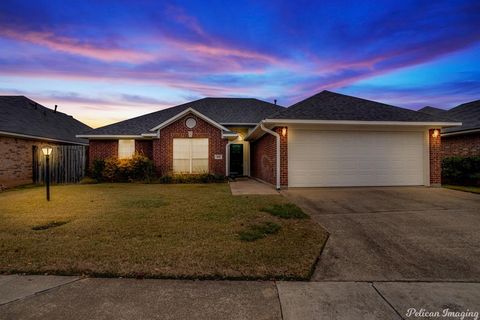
[432,129,440,138]
[281,127,287,137]
[237,134,243,141]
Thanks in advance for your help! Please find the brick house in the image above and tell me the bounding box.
[79,91,460,188]
[419,100,480,158]
[0,96,90,187]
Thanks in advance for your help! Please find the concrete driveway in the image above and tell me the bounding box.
[283,187,480,282]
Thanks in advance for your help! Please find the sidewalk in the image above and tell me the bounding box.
[1,275,479,320]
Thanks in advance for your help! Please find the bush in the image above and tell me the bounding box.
[90,159,105,181]
[91,153,156,183]
[442,156,480,186]
[158,173,226,184]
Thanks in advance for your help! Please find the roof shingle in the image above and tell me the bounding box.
[442,99,480,134]
[0,96,91,144]
[269,91,451,122]
[82,98,284,135]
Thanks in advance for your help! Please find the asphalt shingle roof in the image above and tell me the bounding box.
[0,96,91,144]
[418,106,447,117]
[269,91,450,122]
[442,99,480,134]
[83,98,284,135]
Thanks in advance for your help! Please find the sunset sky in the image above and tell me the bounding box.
[1,0,479,128]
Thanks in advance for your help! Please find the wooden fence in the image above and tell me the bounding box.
[33,145,87,184]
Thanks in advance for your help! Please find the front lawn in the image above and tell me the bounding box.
[443,185,480,194]
[0,184,327,280]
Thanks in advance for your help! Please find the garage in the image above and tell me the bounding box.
[288,128,427,187]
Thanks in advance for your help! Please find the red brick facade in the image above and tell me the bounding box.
[88,115,228,177]
[442,132,480,158]
[250,126,288,187]
[0,136,61,187]
[429,129,442,185]
[135,140,153,159]
[153,114,227,176]
[250,131,276,185]
[89,140,118,166]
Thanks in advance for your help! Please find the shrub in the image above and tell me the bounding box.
[262,203,309,219]
[442,156,480,186]
[92,153,156,183]
[239,222,281,242]
[90,159,105,181]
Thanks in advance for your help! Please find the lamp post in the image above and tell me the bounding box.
[41,146,53,201]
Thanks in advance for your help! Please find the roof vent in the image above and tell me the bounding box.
[54,105,58,113]
[274,99,277,105]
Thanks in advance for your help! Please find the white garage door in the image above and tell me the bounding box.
[288,129,425,187]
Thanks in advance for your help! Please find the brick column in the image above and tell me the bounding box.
[429,128,442,186]
[274,127,288,187]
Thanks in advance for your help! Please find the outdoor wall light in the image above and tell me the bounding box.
[282,127,287,137]
[41,146,53,156]
[432,129,440,138]
[237,134,243,141]
[41,146,53,201]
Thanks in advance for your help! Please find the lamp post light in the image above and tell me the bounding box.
[41,146,53,201]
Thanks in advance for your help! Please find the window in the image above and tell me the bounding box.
[118,139,135,159]
[173,138,208,173]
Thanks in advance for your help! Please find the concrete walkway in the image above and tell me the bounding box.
[1,275,479,319]
[229,178,278,195]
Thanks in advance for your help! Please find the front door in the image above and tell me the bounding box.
[229,144,243,177]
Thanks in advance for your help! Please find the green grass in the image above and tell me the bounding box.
[239,222,281,241]
[262,203,309,219]
[0,183,327,280]
[443,185,480,194]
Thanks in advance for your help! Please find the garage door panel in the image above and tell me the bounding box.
[288,130,425,187]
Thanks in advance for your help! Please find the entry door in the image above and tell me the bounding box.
[229,144,244,176]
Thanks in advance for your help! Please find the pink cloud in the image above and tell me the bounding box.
[0,29,155,63]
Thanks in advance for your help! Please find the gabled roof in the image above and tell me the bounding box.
[80,98,284,136]
[268,91,453,123]
[0,96,91,144]
[418,106,447,117]
[442,99,480,134]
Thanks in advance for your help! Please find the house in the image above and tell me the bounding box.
[78,91,460,188]
[419,100,480,158]
[0,96,91,187]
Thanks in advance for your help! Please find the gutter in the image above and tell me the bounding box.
[442,128,480,137]
[1,131,88,146]
[260,122,281,190]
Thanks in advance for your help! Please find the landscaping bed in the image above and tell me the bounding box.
[0,183,327,280]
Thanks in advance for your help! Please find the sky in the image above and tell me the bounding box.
[0,0,479,128]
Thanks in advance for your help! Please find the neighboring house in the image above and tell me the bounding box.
[419,100,480,158]
[0,96,91,187]
[79,91,460,188]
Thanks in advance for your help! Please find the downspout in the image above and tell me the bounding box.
[260,123,281,190]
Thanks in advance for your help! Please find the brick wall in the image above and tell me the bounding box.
[442,132,480,158]
[153,114,227,176]
[0,136,60,187]
[429,129,442,185]
[88,140,118,166]
[250,132,276,185]
[135,140,153,159]
[250,126,288,187]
